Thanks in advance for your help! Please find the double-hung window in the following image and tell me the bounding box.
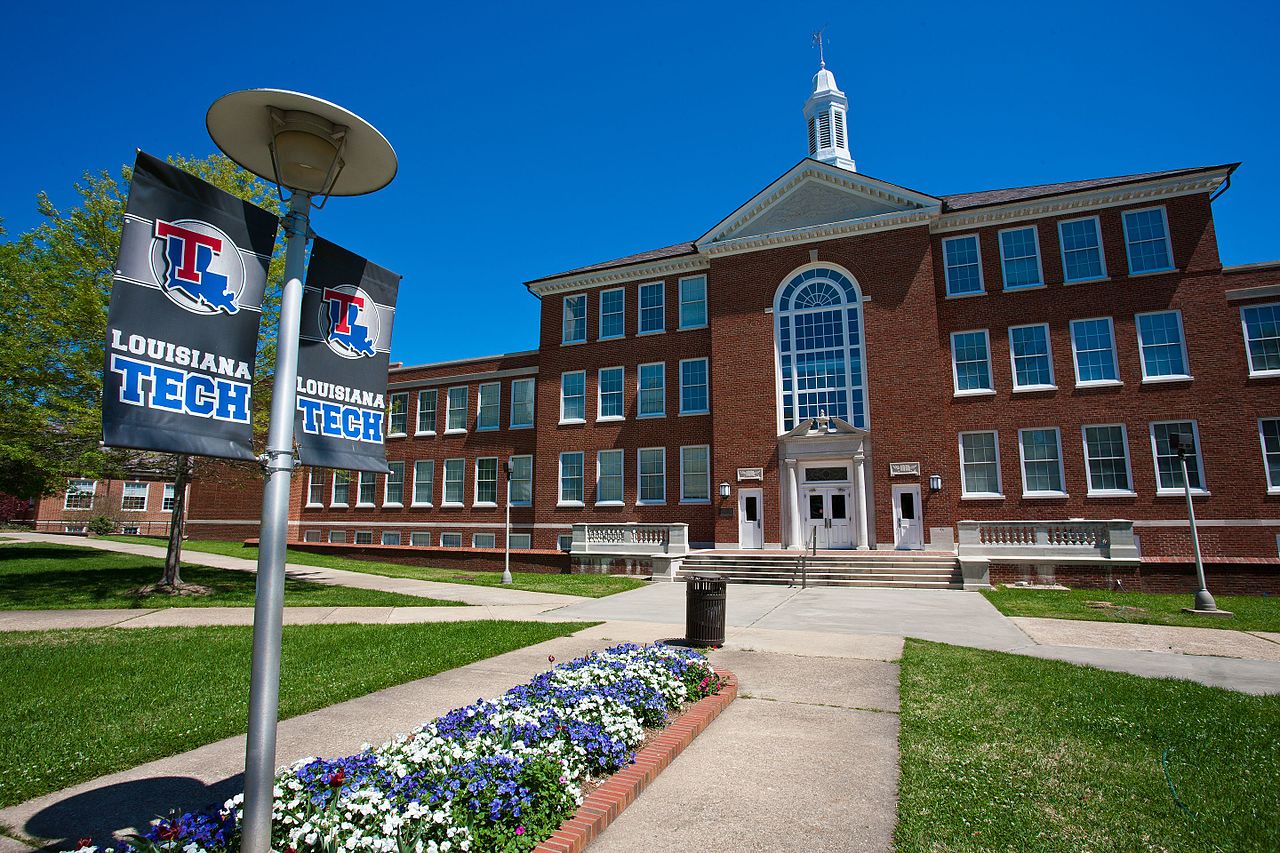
[1259,418,1280,493]
[509,455,533,505]
[508,533,532,550]
[638,447,666,504]
[1008,324,1055,390]
[443,458,465,505]
[998,226,1043,290]
[441,533,462,548]
[1069,317,1120,386]
[64,479,95,510]
[1018,428,1066,497]
[1136,310,1191,381]
[473,533,496,549]
[958,432,1002,498]
[1082,424,1134,496]
[950,330,993,395]
[163,483,177,512]
[559,451,584,505]
[680,445,711,503]
[1059,216,1106,283]
[355,531,373,545]
[638,362,665,417]
[387,392,408,436]
[332,471,350,506]
[412,460,434,506]
[510,378,535,428]
[475,457,498,505]
[306,470,324,506]
[477,382,500,430]
[416,389,437,434]
[598,367,624,420]
[382,532,401,546]
[445,386,468,432]
[678,275,708,329]
[679,358,709,414]
[560,371,586,423]
[357,472,376,506]
[599,288,625,340]
[639,282,665,334]
[1122,207,1173,274]
[1150,421,1206,495]
[122,482,148,511]
[596,449,624,504]
[1241,303,1280,377]
[410,531,431,547]
[384,462,405,506]
[942,234,984,296]
[562,294,586,344]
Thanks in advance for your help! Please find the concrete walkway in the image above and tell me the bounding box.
[0,533,581,609]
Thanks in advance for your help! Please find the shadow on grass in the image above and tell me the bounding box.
[0,567,189,609]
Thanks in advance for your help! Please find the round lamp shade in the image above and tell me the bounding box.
[206,89,397,196]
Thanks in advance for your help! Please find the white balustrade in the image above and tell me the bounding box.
[571,523,689,556]
[958,519,1136,561]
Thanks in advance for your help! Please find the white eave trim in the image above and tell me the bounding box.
[526,254,710,297]
[1225,283,1280,303]
[699,207,939,257]
[932,170,1232,233]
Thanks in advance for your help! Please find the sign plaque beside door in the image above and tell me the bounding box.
[737,467,764,482]
[889,462,920,477]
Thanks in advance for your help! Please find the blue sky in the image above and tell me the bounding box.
[4,0,1276,366]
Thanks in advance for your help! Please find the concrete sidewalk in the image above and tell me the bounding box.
[1,533,581,609]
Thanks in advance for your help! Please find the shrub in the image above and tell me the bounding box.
[87,516,117,536]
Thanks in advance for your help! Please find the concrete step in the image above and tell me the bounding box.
[676,574,962,589]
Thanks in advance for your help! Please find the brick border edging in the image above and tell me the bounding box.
[533,668,739,853]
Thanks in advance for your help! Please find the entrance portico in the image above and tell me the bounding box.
[779,416,872,550]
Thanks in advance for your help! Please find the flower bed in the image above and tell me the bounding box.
[73,643,724,853]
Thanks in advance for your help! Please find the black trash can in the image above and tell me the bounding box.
[685,573,727,647]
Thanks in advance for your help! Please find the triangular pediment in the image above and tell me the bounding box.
[697,159,941,250]
[781,416,869,440]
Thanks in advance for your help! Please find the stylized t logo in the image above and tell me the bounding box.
[324,288,365,334]
[155,220,223,283]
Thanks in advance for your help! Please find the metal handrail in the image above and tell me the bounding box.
[791,527,816,589]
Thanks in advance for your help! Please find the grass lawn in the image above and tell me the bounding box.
[0,543,460,610]
[0,619,593,808]
[895,639,1280,852]
[983,586,1280,633]
[104,536,649,598]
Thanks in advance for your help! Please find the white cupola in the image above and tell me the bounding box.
[803,61,855,172]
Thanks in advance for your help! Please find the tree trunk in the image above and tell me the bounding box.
[161,455,191,587]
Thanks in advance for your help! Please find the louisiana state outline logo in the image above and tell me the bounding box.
[320,285,380,359]
[150,218,246,315]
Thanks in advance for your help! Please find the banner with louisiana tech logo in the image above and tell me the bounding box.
[294,237,400,473]
[102,151,278,460]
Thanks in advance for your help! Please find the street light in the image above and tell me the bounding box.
[503,461,513,585]
[207,89,396,853]
[1167,431,1221,614]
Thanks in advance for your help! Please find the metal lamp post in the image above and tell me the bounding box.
[1169,431,1219,613]
[503,461,513,584]
[206,90,396,853]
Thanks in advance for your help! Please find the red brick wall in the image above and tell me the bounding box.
[32,477,181,535]
[989,559,1280,595]
[186,460,264,540]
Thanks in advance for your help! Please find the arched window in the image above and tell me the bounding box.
[775,265,867,432]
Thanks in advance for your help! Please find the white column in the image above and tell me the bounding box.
[854,454,870,550]
[785,458,803,550]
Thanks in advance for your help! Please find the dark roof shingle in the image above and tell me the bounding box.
[939,164,1235,212]
[525,241,698,286]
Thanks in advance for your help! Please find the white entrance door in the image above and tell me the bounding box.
[803,487,853,549]
[892,484,923,550]
[738,488,763,549]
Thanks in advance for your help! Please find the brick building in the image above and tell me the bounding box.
[174,62,1278,588]
[30,476,185,536]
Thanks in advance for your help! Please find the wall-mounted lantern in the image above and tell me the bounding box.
[928,474,942,492]
[718,481,732,499]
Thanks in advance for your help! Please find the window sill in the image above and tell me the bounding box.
[562,339,586,346]
[410,502,433,508]
[1127,267,1176,278]
[473,502,497,508]
[1002,283,1046,293]
[440,502,465,509]
[330,503,349,509]
[557,501,585,508]
[413,430,437,437]
[637,413,666,420]
[121,508,149,513]
[355,503,375,509]
[680,499,712,505]
[1157,489,1210,498]
[637,329,666,337]
[1022,492,1069,499]
[1269,488,1280,496]
[1063,276,1110,286]
[383,503,403,509]
[1087,490,1137,498]
[559,418,586,426]
[678,324,708,332]
[444,428,467,435]
[595,500,624,507]
[636,501,667,506]
[510,502,532,508]
[387,432,407,440]
[679,410,710,416]
[961,494,1005,500]
[1075,380,1122,389]
[596,416,625,423]
[1012,385,1057,393]
[944,290,986,300]
[509,423,535,430]
[597,335,625,343]
[477,426,499,432]
[1141,375,1193,385]
[954,389,996,398]
[1248,370,1280,379]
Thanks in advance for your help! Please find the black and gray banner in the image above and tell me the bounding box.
[294,237,400,473]
[102,151,278,460]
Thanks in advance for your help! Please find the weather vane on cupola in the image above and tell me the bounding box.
[812,25,829,68]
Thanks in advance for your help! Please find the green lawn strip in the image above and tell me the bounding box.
[0,543,459,610]
[895,639,1280,852]
[0,619,594,808]
[982,586,1280,633]
[104,536,649,598]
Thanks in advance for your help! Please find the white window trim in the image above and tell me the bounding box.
[1068,316,1122,388]
[958,431,1004,499]
[354,530,373,545]
[1241,303,1280,378]
[476,382,501,432]
[596,366,625,422]
[411,460,434,507]
[562,293,587,345]
[162,483,178,512]
[636,446,667,505]
[598,287,625,341]
[950,329,995,397]
[473,533,497,549]
[442,458,466,507]
[637,281,666,335]
[381,531,402,546]
[415,389,438,436]
[1007,323,1057,392]
[997,225,1045,291]
[595,449,625,506]
[508,533,532,550]
[410,531,431,547]
[383,462,405,508]
[942,234,985,298]
[305,469,324,508]
[509,454,533,507]
[1016,427,1068,498]
[1135,309,1193,383]
[473,457,499,508]
[509,378,535,429]
[1080,424,1137,497]
[678,357,710,415]
[1122,205,1175,276]
[63,479,96,510]
[328,530,347,544]
[1259,417,1280,495]
[677,274,708,330]
[559,370,587,425]
[331,472,350,508]
[637,361,666,419]
[679,445,711,504]
[1149,420,1209,496]
[441,532,463,548]
[355,472,376,508]
[387,392,409,438]
[558,451,585,508]
[121,481,149,512]
[444,386,468,434]
[1058,215,1108,284]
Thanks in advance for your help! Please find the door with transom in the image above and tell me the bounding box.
[803,486,852,549]
[738,488,763,549]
